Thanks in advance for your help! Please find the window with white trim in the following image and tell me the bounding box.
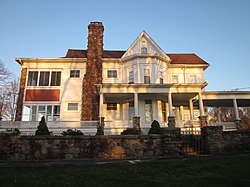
[107,103,117,110]
[22,104,60,121]
[50,71,61,86]
[189,75,197,83]
[68,103,78,111]
[107,70,117,78]
[159,71,163,84]
[172,75,179,83]
[27,71,61,87]
[27,71,38,86]
[39,71,50,86]
[129,71,134,83]
[70,70,80,78]
[144,69,150,84]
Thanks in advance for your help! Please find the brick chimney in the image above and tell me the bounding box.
[81,22,104,121]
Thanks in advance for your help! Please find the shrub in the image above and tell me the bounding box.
[148,120,162,134]
[35,116,50,136]
[62,129,84,136]
[121,128,140,135]
[96,126,104,135]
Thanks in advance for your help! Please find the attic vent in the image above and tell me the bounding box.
[141,47,147,54]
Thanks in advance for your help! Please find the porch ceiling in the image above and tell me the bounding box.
[202,99,250,107]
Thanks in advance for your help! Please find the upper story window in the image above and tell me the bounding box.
[51,72,61,86]
[141,47,147,54]
[129,71,134,83]
[70,70,80,78]
[159,71,163,84]
[39,71,50,86]
[27,71,61,87]
[189,75,197,83]
[172,75,179,83]
[144,69,150,84]
[107,103,117,110]
[107,70,117,78]
[68,103,78,111]
[27,71,38,86]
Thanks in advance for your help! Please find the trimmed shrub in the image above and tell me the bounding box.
[148,120,162,134]
[121,128,140,135]
[96,126,104,135]
[35,116,50,136]
[62,129,84,136]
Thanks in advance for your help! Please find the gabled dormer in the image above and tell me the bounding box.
[121,31,171,63]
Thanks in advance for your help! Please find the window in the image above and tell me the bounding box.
[39,71,50,86]
[172,75,179,83]
[22,104,60,121]
[141,47,147,54]
[144,69,150,84]
[145,100,152,123]
[107,70,117,78]
[159,71,163,84]
[27,71,38,86]
[50,71,61,86]
[70,70,80,78]
[190,75,197,83]
[68,103,78,111]
[107,103,117,110]
[129,101,135,120]
[129,71,134,83]
[161,101,167,122]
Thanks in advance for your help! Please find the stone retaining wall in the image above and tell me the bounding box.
[0,128,181,161]
[202,126,250,154]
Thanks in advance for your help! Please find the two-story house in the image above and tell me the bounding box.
[14,22,250,134]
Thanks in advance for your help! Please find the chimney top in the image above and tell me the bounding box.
[89,22,103,26]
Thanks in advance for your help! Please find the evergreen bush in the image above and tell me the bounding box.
[148,120,162,134]
[62,129,84,136]
[35,116,50,136]
[121,128,140,135]
[96,125,104,135]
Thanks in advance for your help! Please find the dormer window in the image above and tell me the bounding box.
[129,71,134,83]
[144,69,150,84]
[141,47,147,54]
[107,70,117,78]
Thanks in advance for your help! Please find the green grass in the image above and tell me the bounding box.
[0,154,250,187]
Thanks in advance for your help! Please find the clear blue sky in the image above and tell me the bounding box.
[0,0,249,91]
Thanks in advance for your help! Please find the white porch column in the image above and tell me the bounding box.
[189,99,194,120]
[168,92,173,116]
[198,92,205,116]
[217,107,221,123]
[134,93,139,116]
[233,99,240,120]
[99,92,104,117]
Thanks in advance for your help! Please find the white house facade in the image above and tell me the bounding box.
[13,22,250,134]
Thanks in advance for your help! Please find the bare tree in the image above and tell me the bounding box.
[1,79,19,121]
[0,60,15,121]
[0,60,13,87]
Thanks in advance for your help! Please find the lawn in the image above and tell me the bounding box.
[0,153,250,187]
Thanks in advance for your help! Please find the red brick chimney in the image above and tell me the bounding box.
[81,22,104,121]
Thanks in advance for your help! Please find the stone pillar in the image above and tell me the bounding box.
[15,68,27,121]
[189,99,194,120]
[134,93,139,116]
[168,116,176,127]
[199,116,207,128]
[81,22,104,121]
[133,116,141,131]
